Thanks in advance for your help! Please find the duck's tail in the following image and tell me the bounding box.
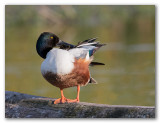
[89,77,97,84]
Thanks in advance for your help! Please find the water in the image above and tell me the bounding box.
[5,5,155,106]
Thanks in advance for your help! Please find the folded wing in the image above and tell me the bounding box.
[69,38,106,66]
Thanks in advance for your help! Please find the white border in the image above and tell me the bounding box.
[1,0,159,5]
[1,0,159,122]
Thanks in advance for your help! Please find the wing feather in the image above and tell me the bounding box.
[68,38,105,66]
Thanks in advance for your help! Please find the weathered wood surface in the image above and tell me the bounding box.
[5,91,155,118]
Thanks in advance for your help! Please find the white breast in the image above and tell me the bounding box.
[41,48,75,75]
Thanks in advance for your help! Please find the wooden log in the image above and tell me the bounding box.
[5,91,155,118]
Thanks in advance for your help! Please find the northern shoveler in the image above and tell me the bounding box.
[36,32,105,104]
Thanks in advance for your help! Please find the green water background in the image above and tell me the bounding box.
[5,5,155,106]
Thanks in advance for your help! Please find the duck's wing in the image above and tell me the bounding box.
[77,38,98,46]
[76,38,105,56]
[60,38,98,50]
[69,48,89,60]
[59,38,105,51]
[69,38,106,66]
[58,38,106,66]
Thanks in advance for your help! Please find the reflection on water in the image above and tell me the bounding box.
[5,5,155,106]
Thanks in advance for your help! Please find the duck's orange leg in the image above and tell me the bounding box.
[54,89,68,104]
[54,85,80,104]
[76,85,80,102]
[67,85,80,103]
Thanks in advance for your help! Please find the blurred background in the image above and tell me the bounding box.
[5,5,155,106]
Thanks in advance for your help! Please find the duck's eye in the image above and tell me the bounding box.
[50,36,54,39]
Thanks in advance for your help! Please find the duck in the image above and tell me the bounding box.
[36,32,105,104]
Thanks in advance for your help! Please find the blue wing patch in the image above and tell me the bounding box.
[89,50,94,57]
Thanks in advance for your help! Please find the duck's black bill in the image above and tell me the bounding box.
[56,40,75,50]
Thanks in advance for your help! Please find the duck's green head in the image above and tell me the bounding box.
[36,32,60,59]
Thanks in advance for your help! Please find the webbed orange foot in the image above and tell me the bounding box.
[67,98,79,103]
[54,97,72,104]
[54,98,64,104]
[54,89,73,104]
